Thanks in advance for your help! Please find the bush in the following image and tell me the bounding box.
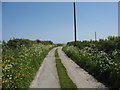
[6,38,34,48]
[67,36,120,60]
[35,39,53,45]
[2,39,55,88]
[63,46,120,88]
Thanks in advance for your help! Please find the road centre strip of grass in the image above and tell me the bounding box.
[55,49,77,89]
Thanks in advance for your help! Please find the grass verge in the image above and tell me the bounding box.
[62,46,120,89]
[55,49,77,89]
[2,43,54,88]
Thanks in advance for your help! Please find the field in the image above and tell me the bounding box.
[63,36,120,88]
[2,39,55,88]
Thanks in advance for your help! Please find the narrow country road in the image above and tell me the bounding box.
[29,48,60,88]
[57,47,107,88]
[30,47,107,88]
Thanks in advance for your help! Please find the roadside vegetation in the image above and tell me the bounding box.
[63,36,120,88]
[0,57,1,88]
[55,49,77,89]
[2,38,55,88]
[0,43,2,88]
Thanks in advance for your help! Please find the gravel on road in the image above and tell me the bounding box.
[57,47,107,88]
[29,46,108,89]
[29,48,60,88]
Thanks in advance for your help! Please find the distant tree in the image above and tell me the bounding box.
[35,39,53,45]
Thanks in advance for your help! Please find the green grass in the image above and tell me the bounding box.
[63,46,120,88]
[2,42,54,88]
[0,62,1,88]
[0,45,2,88]
[55,49,77,89]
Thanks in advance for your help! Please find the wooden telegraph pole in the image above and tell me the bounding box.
[73,2,77,46]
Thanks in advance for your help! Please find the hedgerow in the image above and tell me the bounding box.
[2,38,55,88]
[63,36,120,88]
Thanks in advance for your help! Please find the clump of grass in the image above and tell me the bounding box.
[63,46,120,88]
[55,49,77,89]
[2,40,54,88]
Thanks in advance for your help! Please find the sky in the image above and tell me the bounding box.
[0,2,2,42]
[2,2,118,43]
[1,0,120,2]
[118,1,120,36]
